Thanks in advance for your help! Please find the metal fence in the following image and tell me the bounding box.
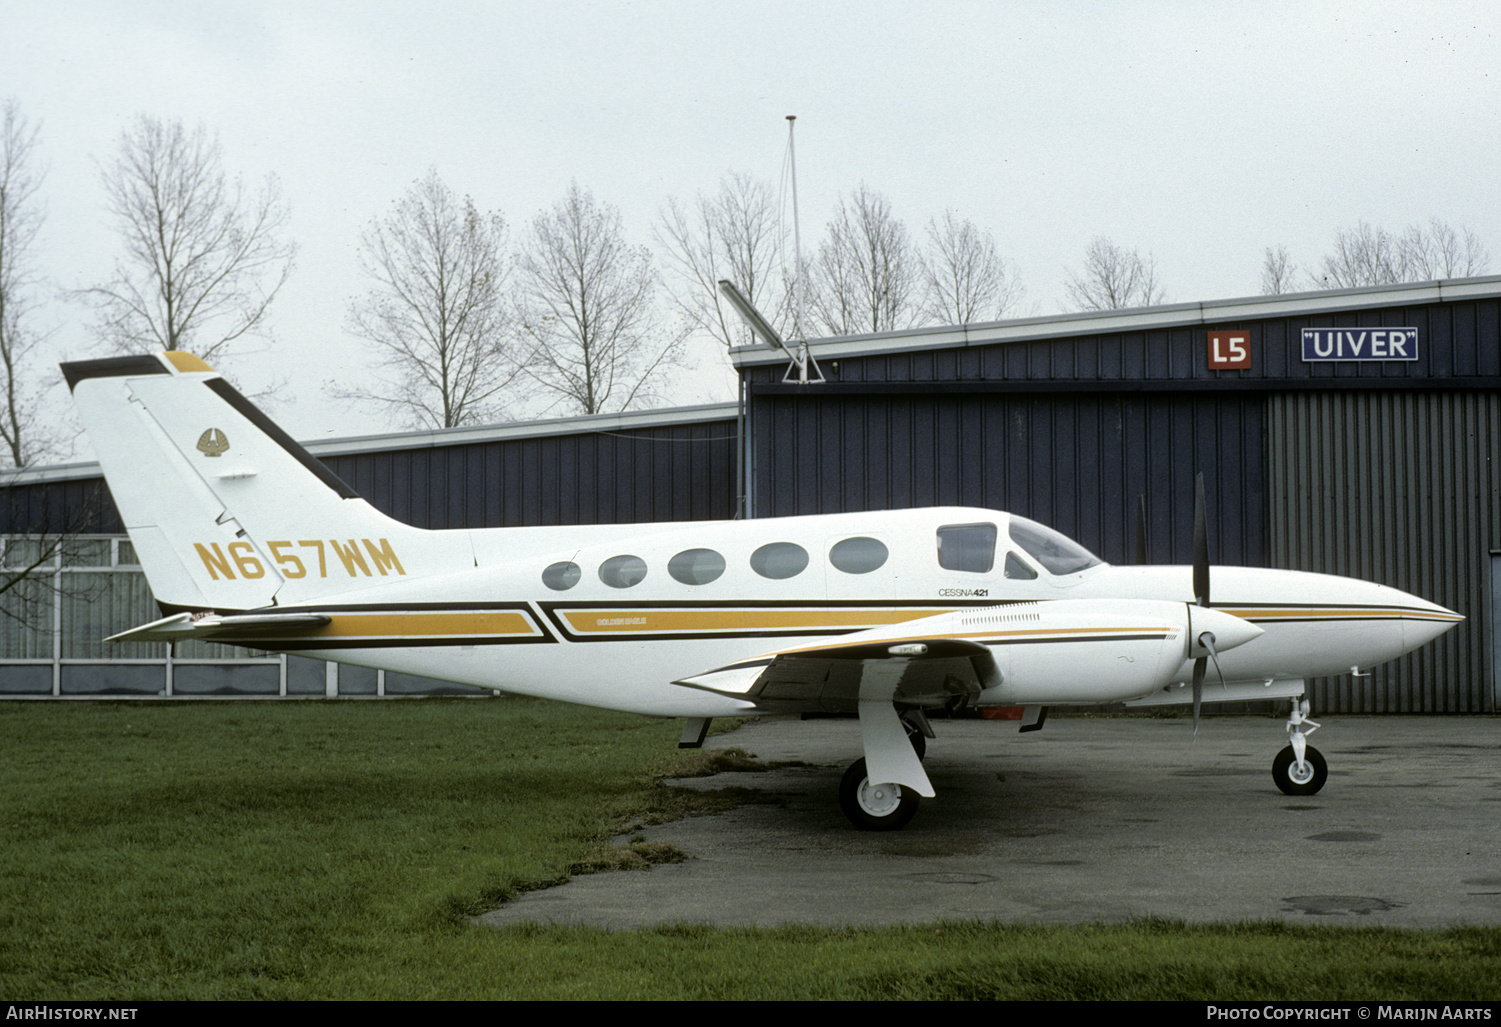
[0,534,482,698]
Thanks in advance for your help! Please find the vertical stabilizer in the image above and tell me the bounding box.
[65,353,472,612]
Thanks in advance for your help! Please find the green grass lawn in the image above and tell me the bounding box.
[1,698,1497,1000]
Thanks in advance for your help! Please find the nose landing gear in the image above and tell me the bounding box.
[1273,699,1326,795]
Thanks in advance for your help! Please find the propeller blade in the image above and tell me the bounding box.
[1193,472,1209,607]
[1191,655,1205,738]
[1203,631,1225,684]
[1135,494,1148,565]
[1191,629,1224,741]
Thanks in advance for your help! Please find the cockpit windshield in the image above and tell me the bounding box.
[1008,516,1103,576]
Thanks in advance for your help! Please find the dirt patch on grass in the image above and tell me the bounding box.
[616,783,788,831]
[570,840,689,875]
[667,746,812,777]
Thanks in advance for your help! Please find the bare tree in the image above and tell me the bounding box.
[0,99,56,468]
[517,182,685,415]
[1313,221,1401,288]
[657,171,789,349]
[918,210,1025,324]
[1399,218,1490,280]
[83,115,296,360]
[1313,219,1491,289]
[810,185,919,336]
[340,169,522,429]
[1260,245,1299,295]
[1063,236,1166,311]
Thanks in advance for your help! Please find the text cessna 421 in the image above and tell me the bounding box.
[65,352,1462,830]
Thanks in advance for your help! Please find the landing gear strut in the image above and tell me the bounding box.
[901,711,928,762]
[1272,699,1326,795]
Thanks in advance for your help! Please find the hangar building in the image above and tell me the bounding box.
[4,276,1498,712]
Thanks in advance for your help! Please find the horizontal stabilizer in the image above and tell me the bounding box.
[108,611,332,644]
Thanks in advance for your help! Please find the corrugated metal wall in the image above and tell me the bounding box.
[744,289,1501,713]
[0,478,122,535]
[752,390,1265,568]
[1267,390,1500,712]
[750,385,1497,713]
[296,420,736,530]
[0,421,740,536]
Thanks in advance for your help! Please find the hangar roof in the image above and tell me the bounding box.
[730,276,1501,369]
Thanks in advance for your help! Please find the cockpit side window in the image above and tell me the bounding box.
[936,523,997,573]
[1008,516,1103,575]
[1004,552,1037,580]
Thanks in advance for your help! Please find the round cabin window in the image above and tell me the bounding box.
[541,561,581,591]
[668,548,726,585]
[598,554,648,589]
[750,541,809,580]
[829,536,888,574]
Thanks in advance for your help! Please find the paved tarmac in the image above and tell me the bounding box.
[476,713,1501,931]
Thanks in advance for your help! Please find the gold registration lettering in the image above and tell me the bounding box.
[194,543,235,580]
[201,538,408,579]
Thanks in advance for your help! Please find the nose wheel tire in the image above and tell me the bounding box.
[839,758,920,831]
[1272,744,1327,796]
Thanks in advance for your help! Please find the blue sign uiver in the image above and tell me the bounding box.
[1301,328,1418,362]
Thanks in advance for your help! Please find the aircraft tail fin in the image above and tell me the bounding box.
[64,353,470,613]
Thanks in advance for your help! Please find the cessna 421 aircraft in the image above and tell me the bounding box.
[64,351,1462,830]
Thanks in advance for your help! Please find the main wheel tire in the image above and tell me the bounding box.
[839,758,920,831]
[1272,744,1328,796]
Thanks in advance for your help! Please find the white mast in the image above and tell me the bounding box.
[782,115,821,384]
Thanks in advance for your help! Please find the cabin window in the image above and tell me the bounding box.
[1008,516,1102,575]
[936,523,997,573]
[598,555,648,589]
[750,542,809,580]
[668,548,726,585]
[542,561,581,591]
[1004,552,1038,580]
[829,536,888,574]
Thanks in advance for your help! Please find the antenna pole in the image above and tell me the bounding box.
[786,115,805,343]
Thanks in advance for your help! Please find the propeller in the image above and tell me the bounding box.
[1189,472,1218,738]
[1134,494,1148,565]
[1192,472,1209,607]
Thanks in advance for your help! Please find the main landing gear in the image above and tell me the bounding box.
[1272,699,1327,795]
[839,758,920,831]
[838,711,930,831]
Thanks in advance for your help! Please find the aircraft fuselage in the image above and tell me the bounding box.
[216,506,1458,717]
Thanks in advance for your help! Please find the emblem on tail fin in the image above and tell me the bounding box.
[197,428,229,457]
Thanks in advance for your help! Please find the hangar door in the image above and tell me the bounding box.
[1267,390,1500,713]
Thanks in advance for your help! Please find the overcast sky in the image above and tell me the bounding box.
[4,0,1499,452]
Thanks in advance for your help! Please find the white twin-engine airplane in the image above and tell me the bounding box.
[65,352,1462,830]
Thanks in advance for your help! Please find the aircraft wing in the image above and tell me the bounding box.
[672,611,1001,715]
[673,598,1266,716]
